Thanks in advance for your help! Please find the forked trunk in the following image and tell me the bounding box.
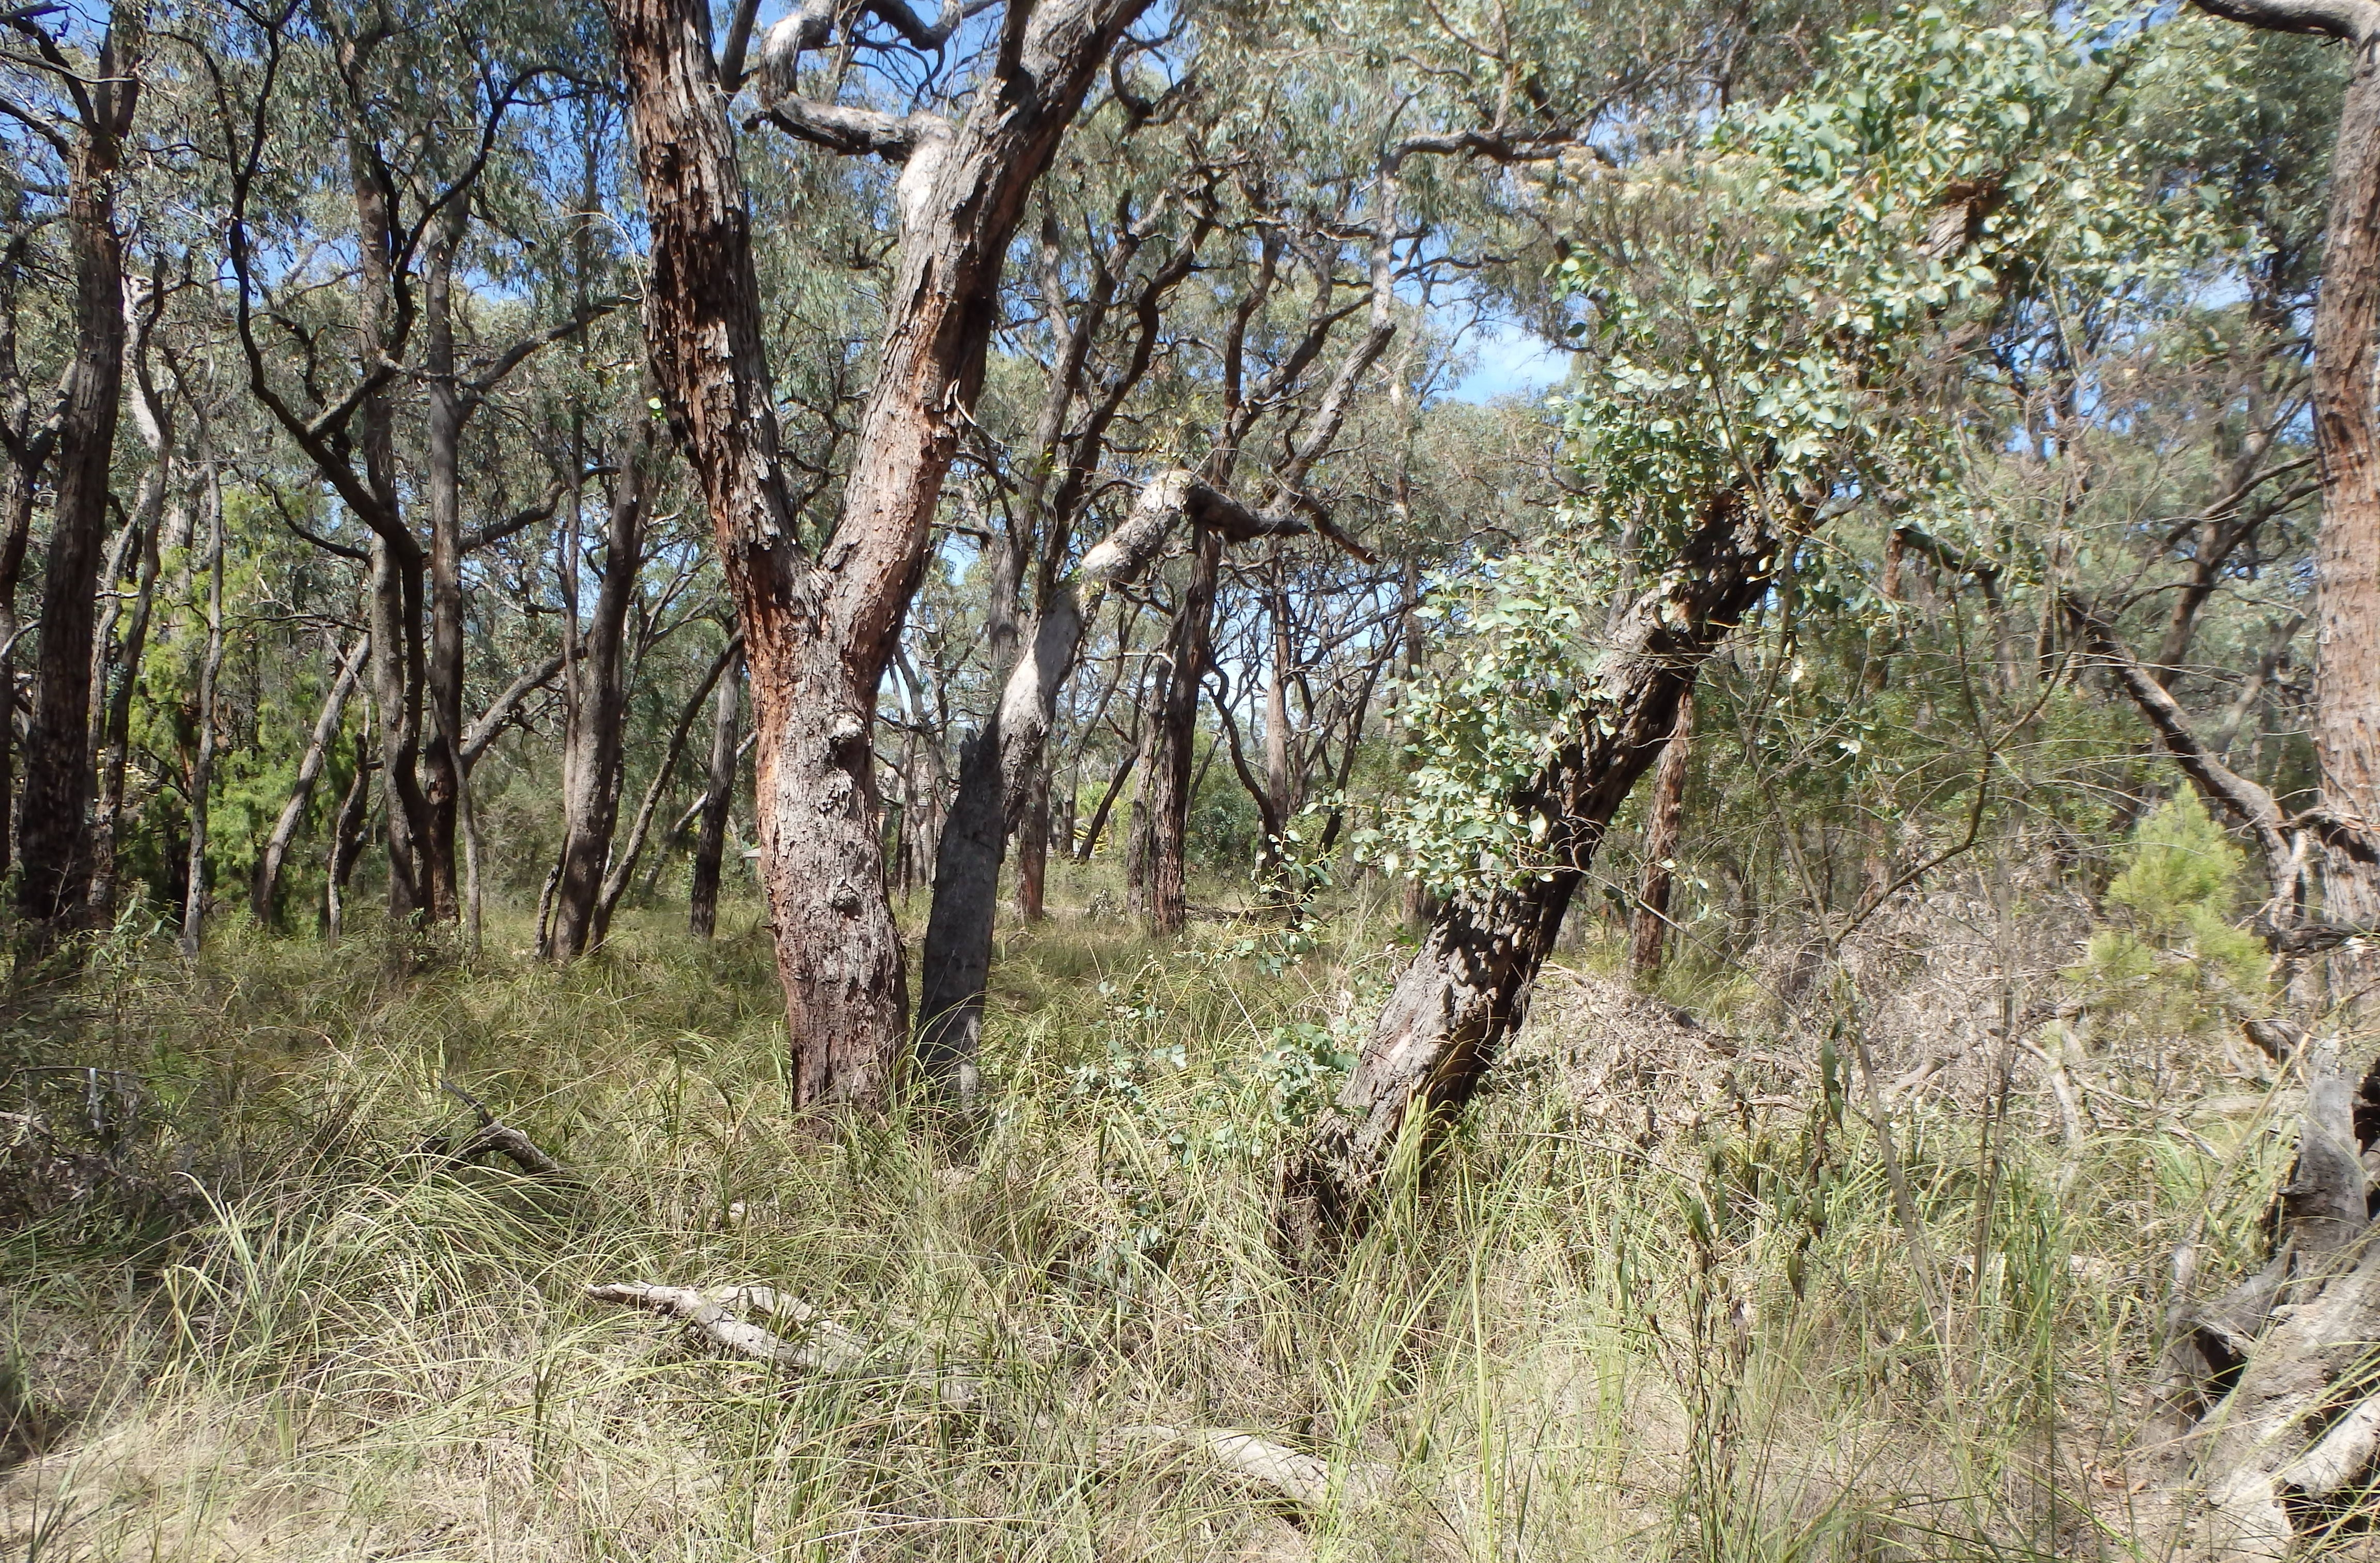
[1143,528,1221,934]
[917,473,1308,1087]
[550,448,648,961]
[689,645,743,938]
[607,0,1152,1103]
[1281,491,1780,1247]
[366,537,433,923]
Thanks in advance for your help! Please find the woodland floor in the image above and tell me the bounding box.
[0,862,2340,1560]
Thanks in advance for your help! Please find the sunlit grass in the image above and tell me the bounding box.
[0,870,2287,1559]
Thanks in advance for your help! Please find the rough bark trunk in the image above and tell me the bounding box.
[608,0,1151,1103]
[1143,528,1221,934]
[0,203,44,886]
[1014,754,1049,920]
[325,728,374,946]
[689,644,743,938]
[419,210,469,925]
[254,633,369,926]
[86,472,161,919]
[2304,41,2380,967]
[915,474,1313,1084]
[366,536,432,923]
[550,445,648,962]
[1281,491,1780,1247]
[1630,686,1693,979]
[18,23,138,940]
[179,447,226,957]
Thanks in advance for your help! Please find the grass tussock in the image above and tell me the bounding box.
[0,868,2317,1560]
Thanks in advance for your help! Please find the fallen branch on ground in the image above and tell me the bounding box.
[582,1280,1379,1509]
[419,1080,566,1178]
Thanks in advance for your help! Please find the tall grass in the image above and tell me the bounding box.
[0,873,2300,1560]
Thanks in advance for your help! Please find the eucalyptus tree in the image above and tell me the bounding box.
[606,0,1157,1105]
[0,4,144,941]
[1282,6,2198,1241]
[208,0,611,930]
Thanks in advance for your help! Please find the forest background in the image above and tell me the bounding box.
[7,0,2380,1555]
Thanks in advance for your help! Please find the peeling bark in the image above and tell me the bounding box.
[607,0,1153,1102]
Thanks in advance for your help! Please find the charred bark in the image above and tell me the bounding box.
[549,444,649,962]
[15,12,139,941]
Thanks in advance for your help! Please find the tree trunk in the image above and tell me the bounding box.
[689,644,743,938]
[419,209,470,925]
[550,444,648,961]
[366,536,432,923]
[1014,754,1049,920]
[1630,685,1693,979]
[180,446,226,957]
[592,636,742,946]
[1281,490,1781,1247]
[0,198,47,886]
[607,0,1151,1104]
[86,479,160,919]
[916,472,1308,1085]
[1143,528,1221,934]
[18,21,139,940]
[2300,38,2380,965]
[325,728,374,947]
[254,633,369,926]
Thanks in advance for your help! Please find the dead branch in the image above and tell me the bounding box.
[582,1281,1377,1510]
[1108,1424,1386,1509]
[423,1079,566,1177]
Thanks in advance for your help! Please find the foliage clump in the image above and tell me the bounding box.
[2063,794,2270,1046]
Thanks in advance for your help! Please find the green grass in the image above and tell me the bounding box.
[0,872,2299,1560]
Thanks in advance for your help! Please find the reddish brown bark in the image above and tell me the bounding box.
[606,0,1152,1103]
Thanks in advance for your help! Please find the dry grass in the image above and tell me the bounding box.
[0,864,2323,1560]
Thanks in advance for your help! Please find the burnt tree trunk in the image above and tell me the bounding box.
[1281,492,1780,1248]
[1629,685,1693,979]
[1142,528,1221,934]
[18,17,139,940]
[608,0,1151,1103]
[550,445,648,962]
[179,442,226,957]
[689,644,744,938]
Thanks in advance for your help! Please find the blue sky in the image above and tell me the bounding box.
[1449,321,1572,404]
